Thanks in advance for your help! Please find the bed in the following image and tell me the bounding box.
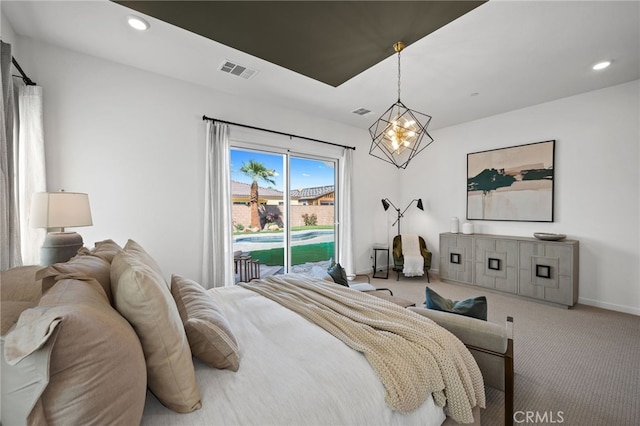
[1,240,484,426]
[144,273,484,425]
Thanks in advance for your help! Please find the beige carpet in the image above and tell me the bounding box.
[367,272,640,426]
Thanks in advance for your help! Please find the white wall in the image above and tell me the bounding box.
[10,34,639,315]
[1,13,17,46]
[14,37,400,283]
[403,80,640,315]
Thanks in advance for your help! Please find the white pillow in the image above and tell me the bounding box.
[310,266,333,281]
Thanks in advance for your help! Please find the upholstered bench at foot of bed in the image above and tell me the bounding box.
[367,290,416,308]
[409,308,514,426]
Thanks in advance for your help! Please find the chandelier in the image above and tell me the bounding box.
[369,42,434,169]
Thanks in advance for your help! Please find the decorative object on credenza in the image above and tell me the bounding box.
[462,221,474,235]
[368,41,434,170]
[381,198,423,234]
[450,217,459,233]
[533,232,566,241]
[30,190,93,265]
[467,140,555,222]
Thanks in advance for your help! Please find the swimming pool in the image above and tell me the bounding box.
[235,230,334,244]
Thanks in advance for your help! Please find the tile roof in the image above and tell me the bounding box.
[290,185,335,199]
[231,180,283,198]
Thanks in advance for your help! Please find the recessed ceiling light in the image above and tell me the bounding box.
[592,60,612,71]
[127,15,150,31]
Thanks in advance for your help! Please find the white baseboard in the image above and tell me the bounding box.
[577,297,639,316]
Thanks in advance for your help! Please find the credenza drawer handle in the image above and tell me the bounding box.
[488,258,501,271]
[536,264,551,279]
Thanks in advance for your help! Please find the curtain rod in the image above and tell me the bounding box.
[202,115,356,151]
[11,57,36,86]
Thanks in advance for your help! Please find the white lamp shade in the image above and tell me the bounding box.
[30,192,93,229]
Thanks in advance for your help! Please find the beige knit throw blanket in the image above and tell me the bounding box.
[239,274,485,424]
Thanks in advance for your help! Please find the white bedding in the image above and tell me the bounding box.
[142,285,446,426]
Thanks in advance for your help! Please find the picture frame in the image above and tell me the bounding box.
[467,140,555,222]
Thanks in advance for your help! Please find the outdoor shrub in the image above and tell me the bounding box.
[264,211,280,224]
[235,223,245,231]
[302,213,318,226]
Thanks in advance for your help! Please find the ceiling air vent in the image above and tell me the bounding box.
[352,107,372,116]
[219,60,258,80]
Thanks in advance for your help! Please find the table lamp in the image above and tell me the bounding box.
[30,191,93,265]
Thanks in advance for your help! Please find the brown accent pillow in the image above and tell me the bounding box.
[111,247,202,413]
[36,254,112,302]
[171,275,240,371]
[3,278,146,425]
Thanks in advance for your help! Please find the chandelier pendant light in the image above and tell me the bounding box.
[369,42,434,169]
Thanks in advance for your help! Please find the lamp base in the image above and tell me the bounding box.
[40,232,84,266]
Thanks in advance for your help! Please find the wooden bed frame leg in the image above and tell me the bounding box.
[505,316,514,426]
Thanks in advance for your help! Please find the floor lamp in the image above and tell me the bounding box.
[30,191,93,265]
[381,198,424,234]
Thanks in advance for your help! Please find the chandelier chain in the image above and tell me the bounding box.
[397,49,402,102]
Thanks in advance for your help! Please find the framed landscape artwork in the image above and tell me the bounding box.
[467,140,555,222]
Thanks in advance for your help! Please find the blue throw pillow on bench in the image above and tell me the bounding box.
[425,287,487,321]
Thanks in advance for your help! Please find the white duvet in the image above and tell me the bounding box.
[142,285,446,426]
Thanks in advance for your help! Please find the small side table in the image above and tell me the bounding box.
[234,254,252,283]
[372,245,389,279]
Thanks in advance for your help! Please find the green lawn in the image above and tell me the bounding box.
[248,242,334,266]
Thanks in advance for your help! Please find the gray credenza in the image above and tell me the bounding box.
[439,233,579,307]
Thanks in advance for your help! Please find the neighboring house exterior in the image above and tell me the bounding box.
[231,180,284,205]
[232,180,335,206]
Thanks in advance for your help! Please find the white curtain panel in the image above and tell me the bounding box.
[338,148,355,277]
[202,121,234,288]
[1,42,46,269]
[18,85,46,265]
[0,41,19,269]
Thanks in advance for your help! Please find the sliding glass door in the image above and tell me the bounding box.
[289,156,336,273]
[230,148,336,281]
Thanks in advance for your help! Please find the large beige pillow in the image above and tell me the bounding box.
[1,266,42,335]
[36,254,112,302]
[3,278,146,425]
[1,301,36,335]
[171,274,240,371]
[78,239,123,263]
[123,239,167,286]
[0,265,42,302]
[111,247,201,413]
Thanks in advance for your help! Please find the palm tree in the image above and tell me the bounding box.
[239,160,277,229]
